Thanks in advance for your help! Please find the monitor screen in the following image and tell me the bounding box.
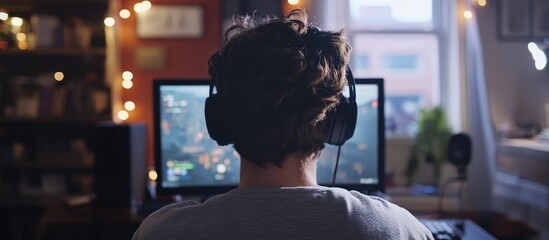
[153,79,384,195]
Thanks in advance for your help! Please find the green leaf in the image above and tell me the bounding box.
[404,105,453,186]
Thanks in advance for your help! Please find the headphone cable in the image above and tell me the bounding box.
[331,145,342,186]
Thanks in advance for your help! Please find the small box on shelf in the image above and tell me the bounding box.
[0,142,27,164]
[19,173,66,196]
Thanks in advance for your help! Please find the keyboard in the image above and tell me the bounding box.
[422,220,462,240]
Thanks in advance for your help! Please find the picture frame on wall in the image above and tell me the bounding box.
[137,5,204,39]
[498,0,532,41]
[532,0,549,40]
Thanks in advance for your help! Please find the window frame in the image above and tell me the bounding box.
[327,0,453,139]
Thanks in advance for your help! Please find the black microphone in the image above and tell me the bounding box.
[448,133,472,181]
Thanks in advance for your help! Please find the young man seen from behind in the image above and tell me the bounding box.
[133,9,433,240]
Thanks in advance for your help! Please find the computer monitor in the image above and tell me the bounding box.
[153,78,384,196]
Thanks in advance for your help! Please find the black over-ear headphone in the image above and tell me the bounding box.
[205,67,357,146]
[324,68,357,146]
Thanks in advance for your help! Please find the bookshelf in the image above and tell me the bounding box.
[0,0,110,239]
[0,48,106,56]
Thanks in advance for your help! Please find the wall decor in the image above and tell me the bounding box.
[137,5,204,39]
[135,46,166,70]
[533,0,549,40]
[498,0,532,41]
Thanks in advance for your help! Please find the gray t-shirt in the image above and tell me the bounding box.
[133,186,433,240]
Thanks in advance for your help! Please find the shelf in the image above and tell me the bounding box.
[0,0,107,15]
[1,0,107,4]
[499,138,549,153]
[0,195,58,209]
[0,116,111,125]
[0,48,106,57]
[0,161,93,173]
[497,140,549,187]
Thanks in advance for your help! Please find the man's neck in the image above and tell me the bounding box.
[239,155,318,188]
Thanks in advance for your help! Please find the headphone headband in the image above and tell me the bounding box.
[346,66,356,103]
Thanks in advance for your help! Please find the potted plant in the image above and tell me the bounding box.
[404,106,452,187]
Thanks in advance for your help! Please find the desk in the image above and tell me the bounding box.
[498,139,549,187]
[388,186,540,239]
[34,202,144,240]
[419,219,495,240]
[417,211,538,240]
[35,201,539,240]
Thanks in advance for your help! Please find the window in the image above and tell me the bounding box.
[345,0,441,137]
[382,54,419,70]
[349,0,433,30]
[354,55,370,71]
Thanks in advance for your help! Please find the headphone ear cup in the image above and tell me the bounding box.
[344,98,357,141]
[205,94,233,145]
[324,95,357,146]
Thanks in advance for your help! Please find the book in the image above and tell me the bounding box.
[50,87,68,117]
[38,87,53,117]
[15,90,41,118]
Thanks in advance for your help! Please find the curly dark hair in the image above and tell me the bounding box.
[208,9,351,167]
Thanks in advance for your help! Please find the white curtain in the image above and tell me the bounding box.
[463,6,497,210]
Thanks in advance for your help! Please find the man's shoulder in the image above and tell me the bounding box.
[328,188,434,239]
[133,200,201,240]
[146,199,200,216]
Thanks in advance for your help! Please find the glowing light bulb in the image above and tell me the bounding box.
[288,0,299,5]
[10,17,23,27]
[119,9,131,19]
[463,10,473,19]
[148,170,158,181]
[124,101,136,111]
[122,70,133,81]
[118,110,129,120]
[17,41,28,50]
[16,33,26,41]
[104,17,115,27]
[54,72,64,81]
[0,12,8,21]
[122,80,133,89]
[141,1,152,12]
[134,2,145,13]
[477,0,487,7]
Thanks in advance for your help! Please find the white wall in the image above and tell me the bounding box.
[477,3,549,238]
[477,4,549,130]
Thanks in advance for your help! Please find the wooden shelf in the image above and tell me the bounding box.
[0,195,58,209]
[0,48,106,57]
[497,139,549,187]
[1,0,106,4]
[499,138,549,153]
[0,0,107,14]
[0,116,111,125]
[0,161,93,173]
[0,1,108,239]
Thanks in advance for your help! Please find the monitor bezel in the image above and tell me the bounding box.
[327,78,385,194]
[153,78,385,196]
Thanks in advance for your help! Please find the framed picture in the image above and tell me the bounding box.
[498,0,533,41]
[533,0,549,40]
[137,5,204,39]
